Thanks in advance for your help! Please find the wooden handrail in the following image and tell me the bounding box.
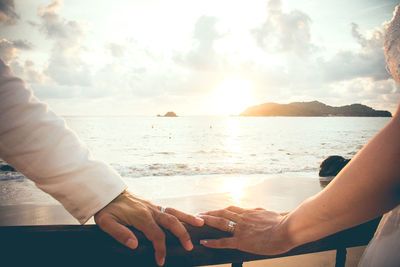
[0,217,381,267]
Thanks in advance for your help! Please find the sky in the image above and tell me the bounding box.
[1,0,399,116]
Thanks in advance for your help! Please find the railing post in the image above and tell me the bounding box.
[335,247,347,267]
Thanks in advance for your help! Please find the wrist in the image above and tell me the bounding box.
[276,213,298,252]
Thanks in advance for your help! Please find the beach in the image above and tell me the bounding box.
[0,172,323,224]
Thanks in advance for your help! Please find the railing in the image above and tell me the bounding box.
[0,217,381,267]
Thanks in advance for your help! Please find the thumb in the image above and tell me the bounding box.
[95,215,138,249]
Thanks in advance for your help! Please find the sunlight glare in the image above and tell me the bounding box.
[224,117,242,157]
[222,177,247,205]
[212,76,253,115]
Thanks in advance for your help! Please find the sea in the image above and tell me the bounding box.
[0,116,391,206]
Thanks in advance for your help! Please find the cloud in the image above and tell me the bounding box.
[251,0,314,57]
[105,42,125,58]
[22,60,46,84]
[174,16,225,71]
[320,23,389,82]
[0,39,33,64]
[37,0,91,86]
[323,78,400,112]
[12,39,33,50]
[0,39,45,84]
[38,0,65,39]
[0,38,18,63]
[0,0,19,26]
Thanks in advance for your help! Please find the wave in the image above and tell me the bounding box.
[111,163,319,179]
[0,173,26,181]
[0,163,319,181]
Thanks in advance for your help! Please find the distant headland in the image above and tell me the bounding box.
[240,101,392,117]
[157,111,178,117]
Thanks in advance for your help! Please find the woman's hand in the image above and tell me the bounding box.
[198,206,294,255]
[94,190,204,266]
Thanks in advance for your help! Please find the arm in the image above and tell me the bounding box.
[199,104,400,255]
[283,106,400,250]
[0,60,203,266]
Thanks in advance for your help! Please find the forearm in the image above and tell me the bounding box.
[283,112,400,249]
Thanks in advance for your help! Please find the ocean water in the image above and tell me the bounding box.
[67,116,389,177]
[0,116,390,181]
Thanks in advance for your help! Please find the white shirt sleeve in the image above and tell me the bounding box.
[0,60,127,224]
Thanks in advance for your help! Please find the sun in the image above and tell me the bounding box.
[211,76,253,115]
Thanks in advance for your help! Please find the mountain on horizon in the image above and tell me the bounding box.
[240,101,392,117]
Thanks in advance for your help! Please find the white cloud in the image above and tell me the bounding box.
[38,0,92,87]
[0,39,33,64]
[12,39,33,50]
[105,42,125,58]
[22,60,46,84]
[0,0,19,26]
[319,23,389,82]
[0,39,45,84]
[174,16,225,71]
[0,38,18,63]
[251,0,314,57]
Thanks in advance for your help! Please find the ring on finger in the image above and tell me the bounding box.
[227,220,237,233]
[160,206,167,213]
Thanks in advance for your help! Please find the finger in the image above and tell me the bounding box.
[163,207,204,226]
[201,209,241,222]
[200,237,237,249]
[141,222,166,266]
[198,215,232,232]
[95,215,138,250]
[226,206,246,214]
[156,213,193,251]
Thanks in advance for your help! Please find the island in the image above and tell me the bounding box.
[157,111,178,117]
[240,101,392,117]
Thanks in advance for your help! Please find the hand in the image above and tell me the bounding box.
[198,206,293,255]
[94,190,204,266]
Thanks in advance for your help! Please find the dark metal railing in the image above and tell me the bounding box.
[0,217,381,267]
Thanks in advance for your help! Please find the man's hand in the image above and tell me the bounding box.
[94,190,204,266]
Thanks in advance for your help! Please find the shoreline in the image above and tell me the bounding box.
[0,172,322,224]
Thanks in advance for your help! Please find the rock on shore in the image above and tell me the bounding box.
[319,155,350,177]
[0,164,16,172]
[319,155,350,187]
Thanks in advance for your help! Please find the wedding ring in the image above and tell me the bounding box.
[160,206,167,213]
[227,220,237,233]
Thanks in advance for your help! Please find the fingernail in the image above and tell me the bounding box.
[195,216,204,223]
[200,240,208,245]
[125,238,137,249]
[157,256,165,266]
[184,240,194,251]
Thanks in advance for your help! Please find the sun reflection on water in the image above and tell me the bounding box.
[224,117,242,161]
[222,177,247,205]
